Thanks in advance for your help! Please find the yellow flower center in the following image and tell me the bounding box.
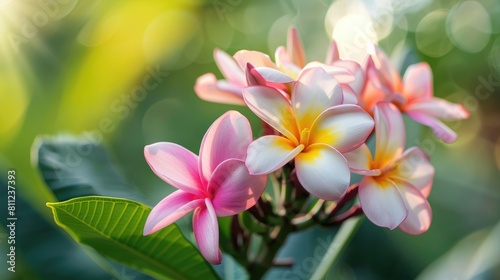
[300,128,311,147]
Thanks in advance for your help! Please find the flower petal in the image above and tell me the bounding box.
[210,159,267,216]
[402,62,432,102]
[295,144,350,200]
[275,46,302,78]
[343,144,378,175]
[194,73,246,105]
[388,147,434,197]
[395,180,432,235]
[143,190,203,235]
[358,176,408,230]
[333,60,365,94]
[193,199,222,264]
[144,143,203,195]
[253,67,295,84]
[246,136,304,175]
[406,111,458,143]
[360,58,390,114]
[199,111,253,183]
[405,98,470,120]
[292,67,343,130]
[325,40,340,65]
[368,43,402,93]
[287,26,306,67]
[246,65,294,93]
[309,104,374,153]
[373,102,406,166]
[341,84,359,104]
[243,86,299,143]
[304,62,356,84]
[233,50,276,69]
[214,49,246,85]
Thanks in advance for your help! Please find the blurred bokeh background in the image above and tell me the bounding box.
[0,0,499,279]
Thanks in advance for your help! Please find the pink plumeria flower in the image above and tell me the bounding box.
[143,111,267,264]
[362,44,469,142]
[345,102,435,234]
[195,27,364,106]
[243,67,374,200]
[255,27,364,104]
[194,48,278,105]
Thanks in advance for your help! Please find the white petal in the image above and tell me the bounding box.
[359,176,408,230]
[246,136,304,175]
[295,144,350,201]
[343,144,375,174]
[395,180,432,235]
[310,104,374,153]
[388,147,434,197]
[292,67,343,130]
[373,102,406,166]
[243,86,299,143]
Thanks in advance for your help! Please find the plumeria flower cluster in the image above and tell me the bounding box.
[143,27,469,266]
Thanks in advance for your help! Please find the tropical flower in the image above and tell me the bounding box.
[345,102,434,234]
[194,27,363,105]
[362,44,469,142]
[243,67,374,200]
[143,111,267,264]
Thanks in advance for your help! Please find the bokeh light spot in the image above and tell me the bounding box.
[416,9,453,57]
[447,1,491,54]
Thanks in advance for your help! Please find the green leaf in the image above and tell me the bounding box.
[34,134,156,279]
[238,211,266,234]
[34,134,143,202]
[47,196,220,280]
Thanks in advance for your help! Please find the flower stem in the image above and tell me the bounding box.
[310,216,363,280]
[248,223,292,280]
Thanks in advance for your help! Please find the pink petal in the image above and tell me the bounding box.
[341,84,359,104]
[243,86,300,143]
[199,111,253,184]
[292,67,343,130]
[343,144,377,175]
[405,98,470,120]
[144,143,203,196]
[373,102,406,167]
[143,190,204,235]
[388,147,434,198]
[287,26,306,67]
[194,73,246,105]
[233,50,276,70]
[253,67,295,84]
[304,62,356,84]
[402,62,432,102]
[368,43,402,93]
[193,199,222,264]
[359,176,408,230]
[395,180,432,235]
[309,104,374,153]
[406,111,458,143]
[295,143,350,201]
[246,136,304,175]
[325,40,340,65]
[246,65,294,93]
[332,60,365,94]
[359,57,392,113]
[275,46,302,78]
[213,49,246,85]
[209,159,267,216]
